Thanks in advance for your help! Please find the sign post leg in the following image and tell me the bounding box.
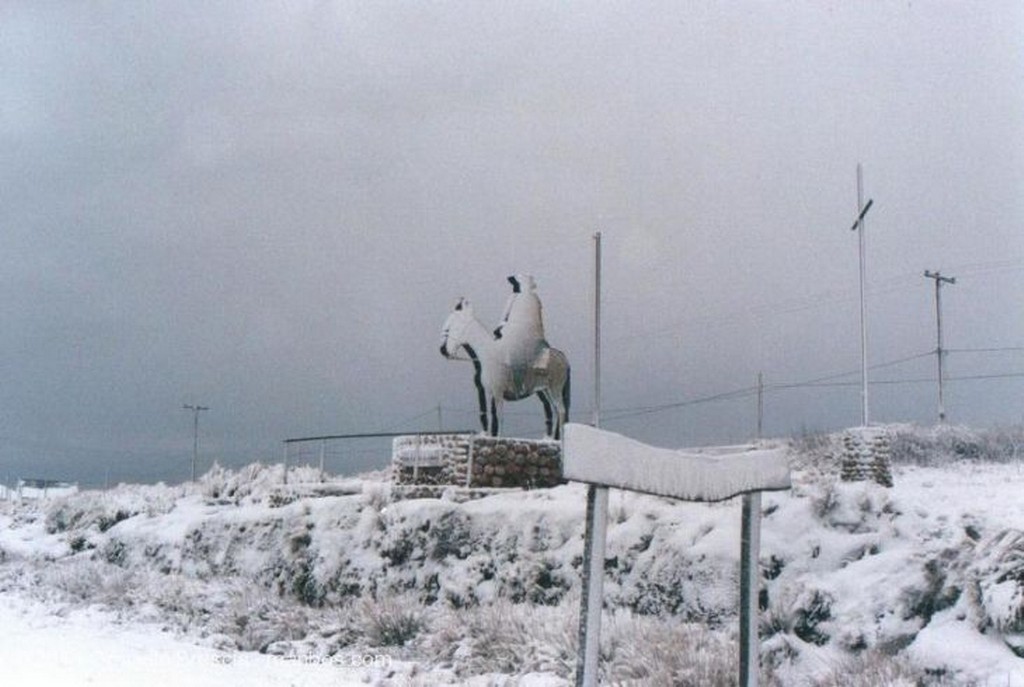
[576,484,609,687]
[739,491,762,687]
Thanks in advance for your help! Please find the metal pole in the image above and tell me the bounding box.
[192,410,199,480]
[282,442,289,485]
[850,165,874,426]
[183,404,209,482]
[577,483,609,687]
[413,433,421,484]
[924,270,956,423]
[318,438,326,481]
[936,279,945,423]
[593,231,602,428]
[577,231,607,687]
[739,491,763,687]
[756,372,764,441]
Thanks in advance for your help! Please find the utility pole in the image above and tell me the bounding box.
[850,164,875,426]
[577,231,607,687]
[756,372,764,440]
[183,404,209,481]
[924,270,956,423]
[593,231,602,429]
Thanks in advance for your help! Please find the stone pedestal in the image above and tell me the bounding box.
[840,426,894,487]
[391,434,563,491]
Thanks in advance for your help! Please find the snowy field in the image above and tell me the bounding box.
[0,593,372,687]
[1,424,1022,686]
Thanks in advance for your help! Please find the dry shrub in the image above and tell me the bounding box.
[359,593,427,647]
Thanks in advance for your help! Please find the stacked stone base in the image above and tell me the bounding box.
[392,434,563,491]
[466,437,563,489]
[841,426,894,487]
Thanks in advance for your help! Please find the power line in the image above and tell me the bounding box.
[375,407,440,433]
[951,258,1024,277]
[603,386,760,423]
[771,371,1024,389]
[770,351,934,390]
[597,351,941,423]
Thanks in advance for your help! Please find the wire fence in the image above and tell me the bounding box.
[281,430,474,482]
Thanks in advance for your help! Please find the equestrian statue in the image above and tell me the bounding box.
[440,275,570,440]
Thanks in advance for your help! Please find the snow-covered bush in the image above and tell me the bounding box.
[789,428,840,467]
[971,529,1024,656]
[889,424,1024,466]
[217,584,313,652]
[33,556,133,605]
[761,583,834,648]
[813,651,928,687]
[599,610,736,686]
[44,483,178,534]
[424,596,576,677]
[422,596,735,685]
[359,593,426,647]
[811,480,895,533]
[790,423,1024,470]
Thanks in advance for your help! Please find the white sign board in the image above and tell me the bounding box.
[563,422,792,687]
[563,423,791,501]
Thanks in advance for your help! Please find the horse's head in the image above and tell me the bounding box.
[507,274,537,294]
[440,297,473,359]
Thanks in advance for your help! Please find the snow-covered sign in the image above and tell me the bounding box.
[564,423,792,687]
[563,423,791,501]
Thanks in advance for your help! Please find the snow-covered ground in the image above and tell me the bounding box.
[0,593,373,687]
[1,425,1022,685]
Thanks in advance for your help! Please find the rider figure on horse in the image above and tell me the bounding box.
[494,274,550,399]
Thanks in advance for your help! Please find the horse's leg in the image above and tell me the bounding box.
[489,396,500,436]
[562,365,571,426]
[550,364,570,441]
[471,356,488,434]
[538,390,554,438]
[551,391,564,441]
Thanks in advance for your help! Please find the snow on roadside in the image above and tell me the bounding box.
[0,592,377,687]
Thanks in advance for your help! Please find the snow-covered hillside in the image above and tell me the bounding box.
[1,425,1022,686]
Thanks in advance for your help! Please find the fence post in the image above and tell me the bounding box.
[319,438,326,481]
[739,491,763,687]
[282,443,289,485]
[576,484,609,687]
[412,434,421,484]
[465,434,474,488]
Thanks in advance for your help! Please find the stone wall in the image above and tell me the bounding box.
[392,434,466,486]
[391,434,563,490]
[840,426,894,487]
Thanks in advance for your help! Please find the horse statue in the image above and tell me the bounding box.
[440,285,570,440]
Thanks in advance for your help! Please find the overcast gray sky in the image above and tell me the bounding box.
[3,2,1023,485]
